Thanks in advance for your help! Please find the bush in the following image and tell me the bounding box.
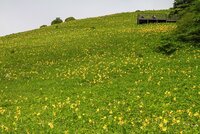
[135,10,141,12]
[40,25,47,28]
[65,17,76,22]
[51,17,63,25]
[156,43,178,55]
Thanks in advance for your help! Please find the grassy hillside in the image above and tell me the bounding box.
[0,10,199,133]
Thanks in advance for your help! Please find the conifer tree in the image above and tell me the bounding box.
[174,0,200,46]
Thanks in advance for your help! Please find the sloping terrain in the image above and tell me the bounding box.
[0,10,199,133]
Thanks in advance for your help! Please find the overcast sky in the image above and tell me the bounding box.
[0,0,174,36]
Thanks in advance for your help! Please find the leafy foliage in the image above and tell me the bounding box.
[65,17,76,22]
[156,42,178,55]
[175,0,200,46]
[40,25,47,28]
[174,0,194,8]
[51,17,63,25]
[170,0,194,17]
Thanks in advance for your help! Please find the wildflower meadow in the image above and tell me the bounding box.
[0,10,199,133]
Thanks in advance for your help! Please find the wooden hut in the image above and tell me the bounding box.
[137,13,178,24]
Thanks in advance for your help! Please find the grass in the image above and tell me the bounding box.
[0,10,199,133]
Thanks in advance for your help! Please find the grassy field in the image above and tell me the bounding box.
[0,10,199,133]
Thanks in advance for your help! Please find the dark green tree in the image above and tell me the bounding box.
[170,0,194,16]
[174,0,194,7]
[51,17,63,25]
[65,17,76,22]
[175,0,200,46]
[40,25,47,28]
[156,0,199,55]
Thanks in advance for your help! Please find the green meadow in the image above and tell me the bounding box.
[0,10,199,133]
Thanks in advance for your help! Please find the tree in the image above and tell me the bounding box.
[156,0,199,55]
[51,17,63,25]
[65,17,76,22]
[40,25,47,28]
[174,0,194,8]
[170,0,194,16]
[175,0,200,46]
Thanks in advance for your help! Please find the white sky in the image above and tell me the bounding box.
[0,0,174,36]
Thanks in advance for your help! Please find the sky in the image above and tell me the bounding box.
[0,0,174,36]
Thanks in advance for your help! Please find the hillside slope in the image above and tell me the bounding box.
[0,10,199,133]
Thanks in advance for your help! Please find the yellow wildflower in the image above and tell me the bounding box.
[103,124,107,130]
[48,122,54,129]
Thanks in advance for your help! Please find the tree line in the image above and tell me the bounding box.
[40,17,76,28]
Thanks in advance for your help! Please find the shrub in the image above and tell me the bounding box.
[155,35,180,55]
[135,10,141,12]
[156,43,178,55]
[51,17,63,25]
[40,25,47,28]
[65,17,76,22]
